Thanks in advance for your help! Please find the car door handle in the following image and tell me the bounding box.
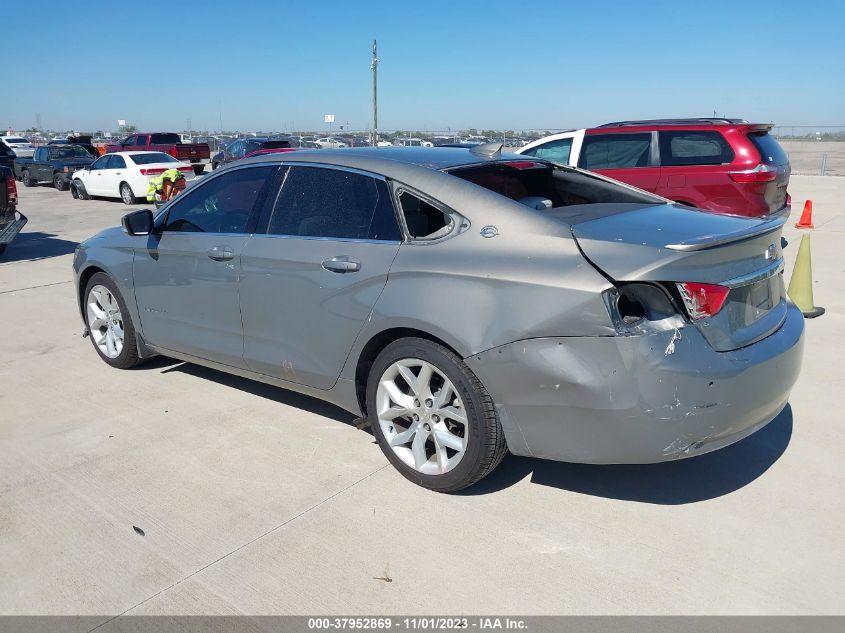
[207,245,234,261]
[321,256,361,273]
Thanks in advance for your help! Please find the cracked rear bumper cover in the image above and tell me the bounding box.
[467,302,804,464]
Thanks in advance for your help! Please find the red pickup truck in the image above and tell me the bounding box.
[105,133,211,175]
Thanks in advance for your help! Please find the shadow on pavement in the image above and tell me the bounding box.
[157,360,360,427]
[461,405,793,504]
[1,231,78,263]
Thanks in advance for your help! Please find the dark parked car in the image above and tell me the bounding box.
[0,143,15,169]
[73,147,803,492]
[0,165,26,256]
[49,135,97,156]
[211,138,293,169]
[14,145,95,190]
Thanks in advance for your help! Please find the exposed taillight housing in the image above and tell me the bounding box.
[676,282,730,320]
[728,164,777,183]
[5,173,17,206]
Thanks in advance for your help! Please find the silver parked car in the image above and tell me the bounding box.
[73,147,804,491]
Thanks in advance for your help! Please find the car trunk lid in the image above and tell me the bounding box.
[562,202,788,351]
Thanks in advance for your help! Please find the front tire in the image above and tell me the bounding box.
[72,180,90,200]
[120,182,138,205]
[366,337,507,492]
[83,272,141,369]
[53,173,69,191]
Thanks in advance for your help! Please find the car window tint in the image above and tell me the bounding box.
[268,167,400,241]
[398,191,451,239]
[660,131,734,166]
[522,138,573,163]
[91,156,109,169]
[150,133,180,145]
[162,166,275,234]
[748,132,789,166]
[111,155,126,169]
[579,133,651,169]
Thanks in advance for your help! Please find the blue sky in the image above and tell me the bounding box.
[5,0,843,133]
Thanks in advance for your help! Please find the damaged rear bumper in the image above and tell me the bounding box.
[467,302,804,464]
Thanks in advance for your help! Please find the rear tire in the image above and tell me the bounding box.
[83,272,141,369]
[193,165,205,176]
[22,171,36,187]
[366,337,507,492]
[53,173,69,191]
[120,182,138,205]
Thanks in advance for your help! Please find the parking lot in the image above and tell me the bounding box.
[0,174,843,617]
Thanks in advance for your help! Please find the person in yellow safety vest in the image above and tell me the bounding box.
[146,169,186,203]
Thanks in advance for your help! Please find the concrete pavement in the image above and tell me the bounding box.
[0,176,842,617]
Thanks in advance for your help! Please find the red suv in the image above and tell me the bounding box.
[517,118,791,217]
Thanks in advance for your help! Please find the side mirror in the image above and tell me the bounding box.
[122,209,154,236]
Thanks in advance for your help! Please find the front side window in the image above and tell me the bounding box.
[267,166,400,241]
[91,156,110,170]
[579,133,652,169]
[659,131,734,166]
[123,136,139,146]
[162,166,275,234]
[521,138,573,164]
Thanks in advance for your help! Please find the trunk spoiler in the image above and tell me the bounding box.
[666,214,786,252]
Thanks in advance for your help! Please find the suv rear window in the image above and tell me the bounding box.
[579,133,651,169]
[748,133,789,165]
[659,131,734,166]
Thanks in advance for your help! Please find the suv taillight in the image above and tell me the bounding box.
[728,164,777,183]
[5,173,17,206]
[676,282,729,319]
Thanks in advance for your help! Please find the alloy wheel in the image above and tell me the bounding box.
[121,184,133,205]
[86,284,125,359]
[376,358,468,475]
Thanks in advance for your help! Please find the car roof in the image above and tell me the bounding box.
[238,146,529,177]
[590,119,772,133]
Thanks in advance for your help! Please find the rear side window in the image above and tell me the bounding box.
[748,133,789,165]
[150,133,181,145]
[397,191,451,239]
[579,133,651,169]
[521,138,573,164]
[659,131,734,166]
[268,167,400,241]
[110,155,126,169]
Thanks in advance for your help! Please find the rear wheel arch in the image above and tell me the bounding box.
[354,327,465,415]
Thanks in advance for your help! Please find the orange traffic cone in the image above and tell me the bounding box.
[795,200,814,229]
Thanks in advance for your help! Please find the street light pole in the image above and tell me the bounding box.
[371,39,379,146]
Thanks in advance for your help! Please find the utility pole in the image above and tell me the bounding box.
[371,39,379,146]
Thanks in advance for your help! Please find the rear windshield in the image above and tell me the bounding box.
[448,161,659,208]
[260,140,292,149]
[4,137,29,144]
[748,133,789,165]
[150,133,181,145]
[49,146,92,159]
[129,152,179,165]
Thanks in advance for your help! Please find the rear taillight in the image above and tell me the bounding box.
[139,168,166,176]
[676,282,730,320]
[6,174,17,206]
[178,166,193,174]
[729,164,777,183]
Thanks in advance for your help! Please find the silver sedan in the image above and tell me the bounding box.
[73,146,803,491]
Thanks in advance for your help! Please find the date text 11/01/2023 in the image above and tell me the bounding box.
[307,617,528,630]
